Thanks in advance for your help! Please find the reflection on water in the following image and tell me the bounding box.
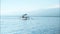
[0,17,60,34]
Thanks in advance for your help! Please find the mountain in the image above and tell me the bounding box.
[28,8,60,17]
[1,8,60,17]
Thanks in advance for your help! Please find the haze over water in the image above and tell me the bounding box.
[0,0,60,34]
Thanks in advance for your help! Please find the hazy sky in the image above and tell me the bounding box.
[1,0,60,16]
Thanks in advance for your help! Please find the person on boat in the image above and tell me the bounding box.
[22,14,29,20]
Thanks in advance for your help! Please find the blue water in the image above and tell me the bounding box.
[0,17,60,34]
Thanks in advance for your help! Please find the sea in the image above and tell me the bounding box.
[0,16,60,34]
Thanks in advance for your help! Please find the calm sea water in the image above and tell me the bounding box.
[0,16,60,34]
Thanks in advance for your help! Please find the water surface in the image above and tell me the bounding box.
[0,16,60,34]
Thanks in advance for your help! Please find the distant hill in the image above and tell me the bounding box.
[28,8,60,17]
[1,8,60,17]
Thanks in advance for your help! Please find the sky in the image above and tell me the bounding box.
[1,0,60,16]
